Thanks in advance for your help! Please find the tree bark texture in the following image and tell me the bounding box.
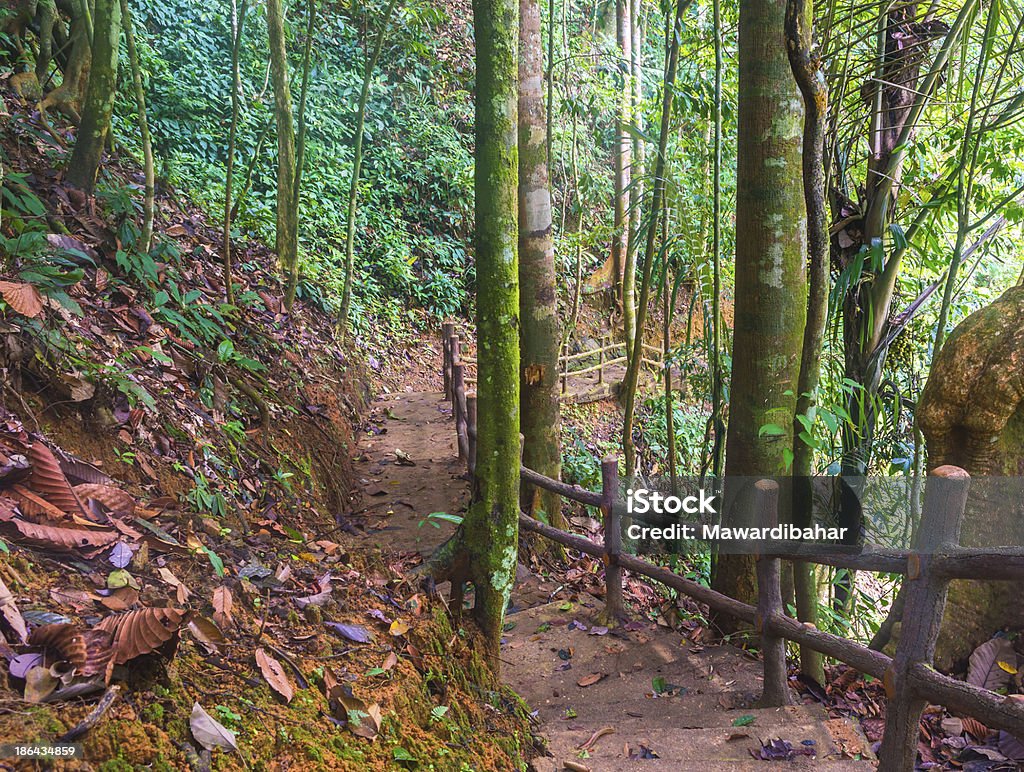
[518,0,562,527]
[266,0,299,310]
[66,0,121,194]
[463,0,521,669]
[711,0,807,616]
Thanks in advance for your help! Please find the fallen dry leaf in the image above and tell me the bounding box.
[0,575,28,643]
[27,441,87,517]
[577,672,606,688]
[256,647,294,703]
[75,483,136,518]
[190,702,237,751]
[94,606,188,664]
[0,280,44,318]
[212,586,233,629]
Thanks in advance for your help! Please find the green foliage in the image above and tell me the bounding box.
[114,0,475,333]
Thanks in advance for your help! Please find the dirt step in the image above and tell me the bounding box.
[535,715,875,771]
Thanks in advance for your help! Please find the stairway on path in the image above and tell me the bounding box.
[353,390,877,770]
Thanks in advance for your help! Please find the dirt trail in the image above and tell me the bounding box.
[354,385,877,770]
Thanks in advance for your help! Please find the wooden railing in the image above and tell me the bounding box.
[444,323,663,394]
[441,327,1024,770]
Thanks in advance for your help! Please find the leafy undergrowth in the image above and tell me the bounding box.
[0,98,532,769]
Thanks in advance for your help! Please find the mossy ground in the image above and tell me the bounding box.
[0,552,534,771]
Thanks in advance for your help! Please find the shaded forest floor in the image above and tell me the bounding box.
[0,106,534,770]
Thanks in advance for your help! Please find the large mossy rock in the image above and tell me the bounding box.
[918,284,1024,669]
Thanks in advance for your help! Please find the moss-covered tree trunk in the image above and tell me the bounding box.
[465,0,520,667]
[266,0,299,310]
[66,0,121,195]
[918,284,1024,669]
[120,0,154,253]
[711,0,807,617]
[518,0,562,528]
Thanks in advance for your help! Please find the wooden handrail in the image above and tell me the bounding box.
[440,326,1024,767]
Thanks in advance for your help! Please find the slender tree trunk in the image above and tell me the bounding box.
[711,0,807,617]
[709,0,725,482]
[465,0,520,667]
[519,0,563,528]
[119,0,154,253]
[66,0,121,195]
[224,0,249,305]
[266,0,299,310]
[338,0,399,337]
[292,0,315,227]
[786,0,828,684]
[612,0,631,328]
[621,0,689,477]
[621,0,642,359]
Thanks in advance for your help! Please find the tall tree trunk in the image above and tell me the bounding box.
[266,0,299,310]
[711,0,807,617]
[612,0,631,330]
[709,0,725,481]
[519,0,563,528]
[338,0,399,337]
[224,0,249,305]
[466,0,520,667]
[621,0,642,359]
[66,0,121,195]
[119,0,154,253]
[786,0,828,684]
[621,0,688,477]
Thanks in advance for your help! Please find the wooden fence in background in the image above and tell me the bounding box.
[442,326,1024,770]
[445,324,662,394]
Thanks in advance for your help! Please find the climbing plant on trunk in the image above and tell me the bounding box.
[518,0,562,528]
[66,0,121,195]
[710,0,807,615]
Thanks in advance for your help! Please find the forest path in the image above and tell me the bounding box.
[352,387,876,770]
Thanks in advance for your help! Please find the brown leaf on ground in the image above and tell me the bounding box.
[212,586,232,629]
[74,483,136,518]
[80,628,115,681]
[256,647,294,703]
[0,574,29,643]
[0,514,119,551]
[27,441,86,516]
[94,606,188,664]
[577,672,605,688]
[0,280,44,318]
[28,623,87,669]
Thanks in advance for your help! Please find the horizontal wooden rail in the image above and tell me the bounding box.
[520,465,604,508]
[770,544,909,574]
[439,326,1024,769]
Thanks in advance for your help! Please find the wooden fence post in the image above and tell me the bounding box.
[466,391,477,477]
[601,456,625,622]
[449,334,461,411]
[453,363,468,463]
[755,479,791,707]
[442,322,455,400]
[598,334,606,385]
[561,341,569,394]
[877,465,970,771]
